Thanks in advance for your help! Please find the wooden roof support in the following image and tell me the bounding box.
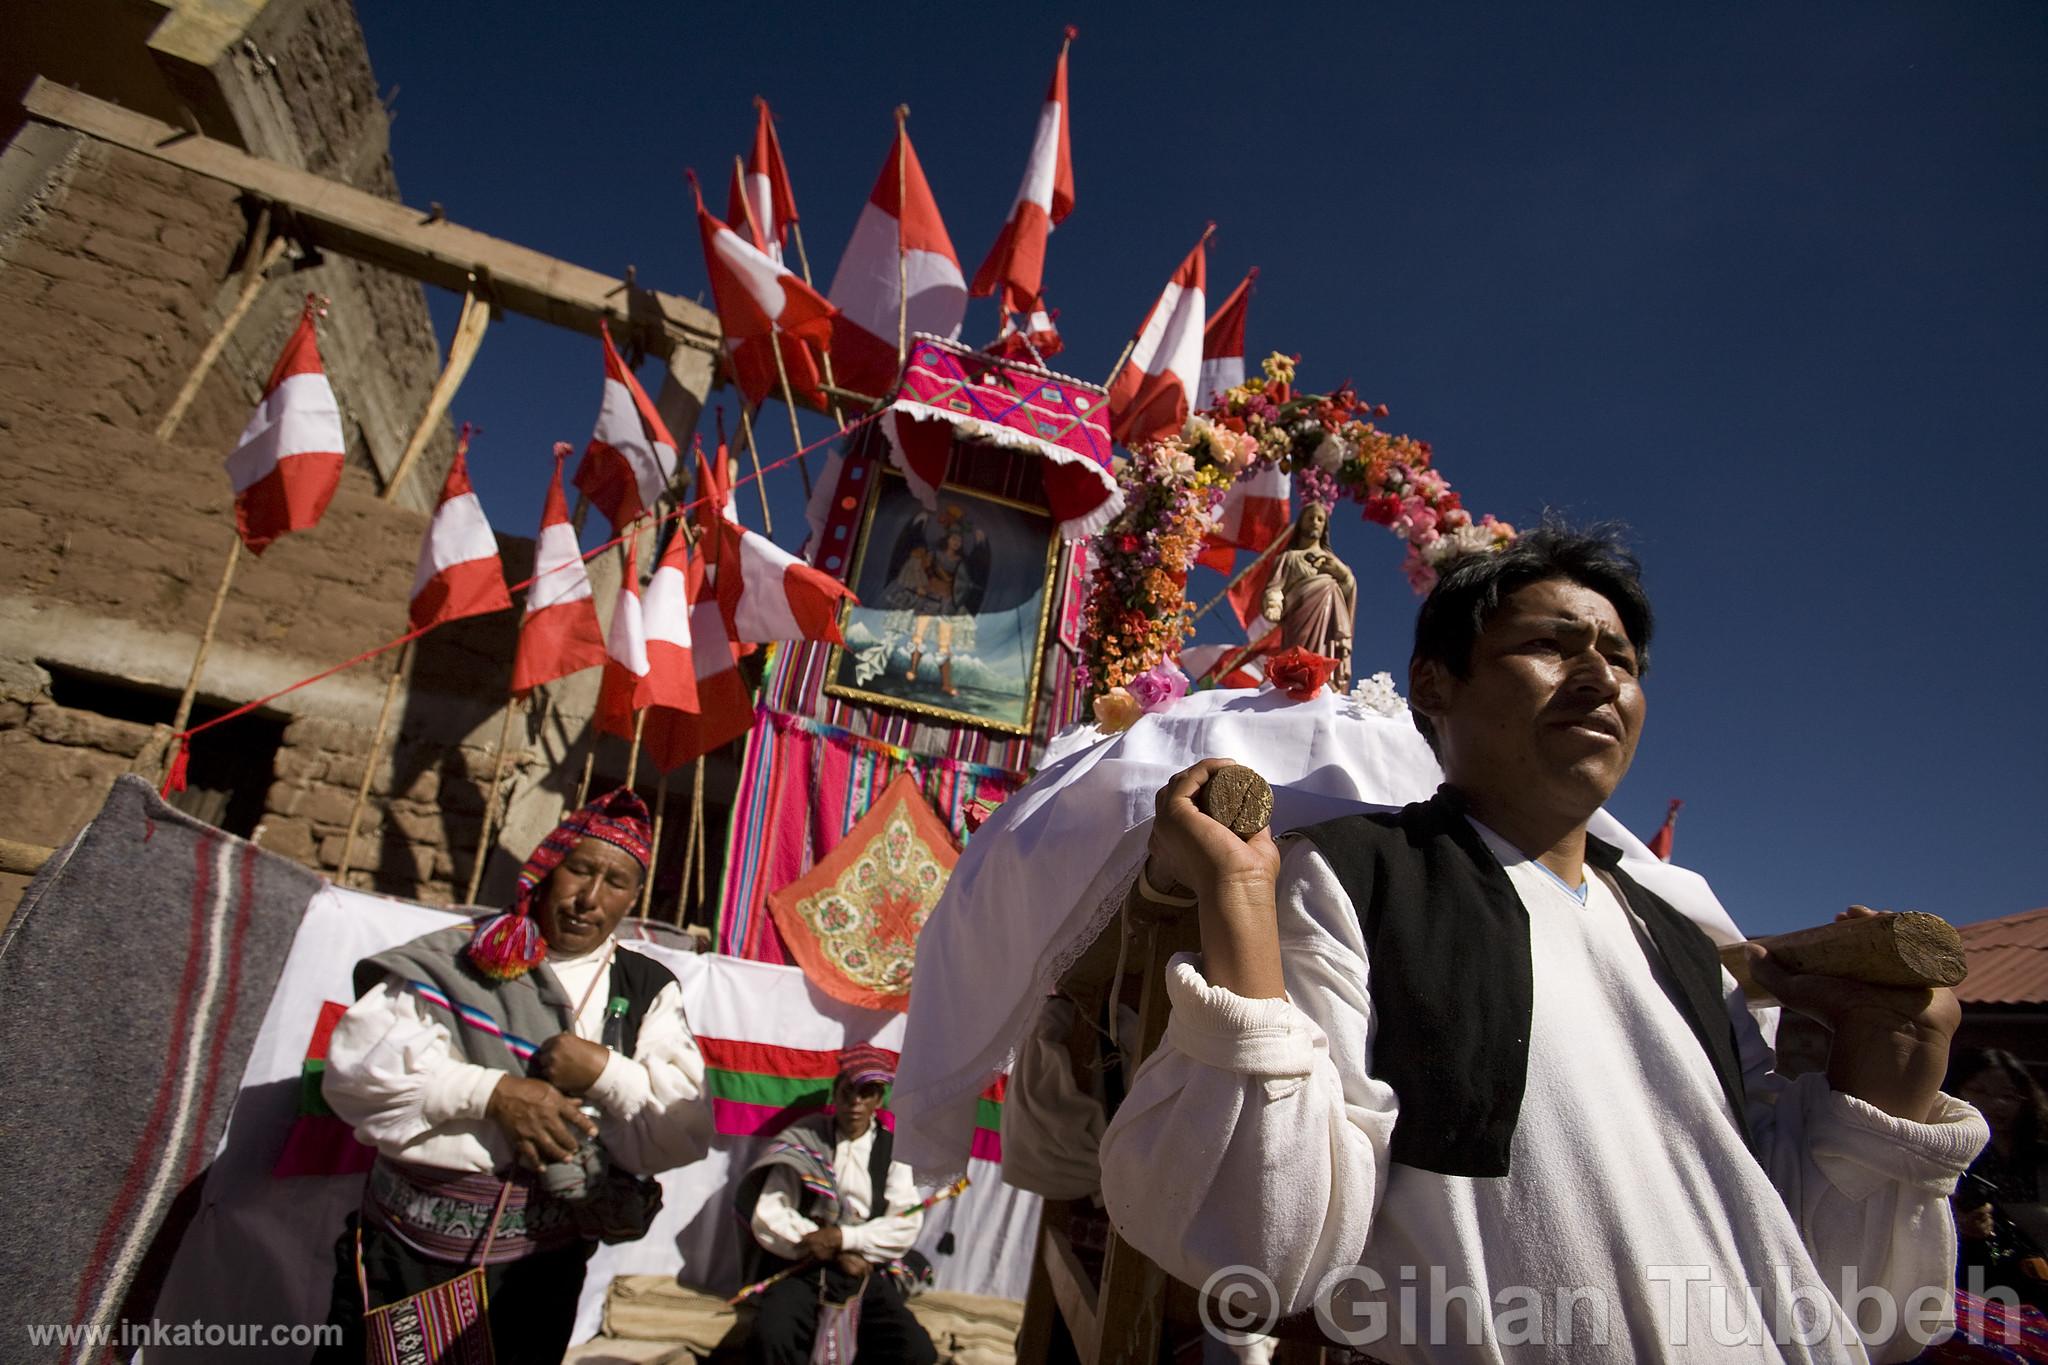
[19,78,720,363]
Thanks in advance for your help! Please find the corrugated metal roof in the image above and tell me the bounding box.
[1955,906,2048,1006]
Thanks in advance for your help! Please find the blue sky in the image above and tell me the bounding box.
[354,1,2045,936]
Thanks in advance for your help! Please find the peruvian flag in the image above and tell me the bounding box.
[827,119,968,401]
[639,562,756,772]
[592,539,650,744]
[1200,267,1256,407]
[510,442,607,696]
[1198,462,1291,575]
[990,295,1063,362]
[224,297,346,555]
[1108,233,1208,448]
[726,97,798,264]
[970,29,1076,319]
[634,526,700,716]
[407,425,511,631]
[1646,799,1683,861]
[574,322,678,535]
[691,172,836,411]
[698,477,857,648]
[1182,636,1272,690]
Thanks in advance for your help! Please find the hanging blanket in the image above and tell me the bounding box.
[0,775,326,1361]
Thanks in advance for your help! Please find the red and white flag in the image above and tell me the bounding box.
[574,322,678,535]
[827,118,967,400]
[510,442,607,695]
[1200,267,1256,407]
[696,436,856,647]
[1199,462,1293,574]
[691,172,836,412]
[224,296,346,555]
[635,527,700,716]
[1182,636,1272,690]
[990,295,1063,362]
[971,28,1076,320]
[407,425,511,632]
[1646,799,1683,861]
[1109,233,1208,448]
[725,97,798,264]
[640,560,755,772]
[592,540,650,744]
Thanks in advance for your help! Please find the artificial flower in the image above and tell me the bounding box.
[1267,646,1338,702]
[1093,686,1143,733]
[1127,662,1190,713]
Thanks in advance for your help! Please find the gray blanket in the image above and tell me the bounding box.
[0,775,323,1358]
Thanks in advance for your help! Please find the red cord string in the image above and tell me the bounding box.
[159,409,875,791]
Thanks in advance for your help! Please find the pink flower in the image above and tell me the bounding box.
[1441,506,1472,531]
[1127,663,1190,713]
[1402,548,1439,595]
[1404,499,1439,538]
[1093,687,1143,733]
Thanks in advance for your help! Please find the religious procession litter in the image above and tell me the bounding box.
[1,19,2039,1365]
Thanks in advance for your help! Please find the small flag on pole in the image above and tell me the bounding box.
[511,443,607,695]
[407,425,511,631]
[574,323,678,535]
[1646,799,1683,861]
[1108,232,1208,448]
[223,296,346,555]
[971,28,1076,326]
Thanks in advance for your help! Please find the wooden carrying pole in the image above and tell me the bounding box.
[383,279,492,500]
[156,225,287,441]
[464,692,524,904]
[336,640,412,884]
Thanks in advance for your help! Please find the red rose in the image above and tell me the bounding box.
[1363,493,1403,527]
[1267,646,1338,702]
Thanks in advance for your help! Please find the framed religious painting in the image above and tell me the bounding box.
[824,469,1061,735]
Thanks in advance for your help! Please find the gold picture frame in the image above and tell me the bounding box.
[822,469,1062,736]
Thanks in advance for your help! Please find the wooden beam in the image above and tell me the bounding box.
[1041,1225,1101,1365]
[20,78,720,360]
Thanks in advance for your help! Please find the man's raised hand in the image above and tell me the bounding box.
[1147,759,1287,1001]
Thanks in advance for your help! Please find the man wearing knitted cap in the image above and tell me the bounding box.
[734,1045,938,1364]
[312,789,714,1363]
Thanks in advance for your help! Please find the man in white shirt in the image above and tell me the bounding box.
[1098,524,1987,1362]
[313,788,713,1364]
[737,1045,937,1364]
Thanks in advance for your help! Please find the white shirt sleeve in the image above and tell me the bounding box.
[321,976,506,1172]
[749,1166,818,1261]
[840,1159,925,1261]
[1734,980,1988,1362]
[585,981,714,1175]
[1098,839,1398,1316]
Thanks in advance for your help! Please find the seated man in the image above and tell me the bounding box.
[1100,524,1988,1362]
[314,789,713,1364]
[736,1046,938,1365]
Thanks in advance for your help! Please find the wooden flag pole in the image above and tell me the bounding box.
[170,534,244,736]
[1189,517,1300,626]
[735,155,812,499]
[689,754,708,912]
[641,767,669,917]
[383,279,491,501]
[574,750,595,808]
[895,105,911,374]
[465,691,524,904]
[336,639,412,885]
[623,707,647,793]
[734,398,775,535]
[156,228,287,441]
[785,215,852,427]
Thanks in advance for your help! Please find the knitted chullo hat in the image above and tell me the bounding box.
[466,787,653,980]
[836,1042,898,1090]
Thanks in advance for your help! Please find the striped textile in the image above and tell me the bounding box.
[0,776,326,1365]
[272,999,375,1178]
[363,1266,491,1365]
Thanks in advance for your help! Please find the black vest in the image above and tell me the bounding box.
[736,1117,897,1281]
[1294,789,1749,1178]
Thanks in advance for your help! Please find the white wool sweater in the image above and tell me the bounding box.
[1098,828,1987,1364]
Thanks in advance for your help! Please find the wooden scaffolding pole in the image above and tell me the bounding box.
[464,692,524,904]
[383,279,492,500]
[336,640,412,885]
[155,224,286,441]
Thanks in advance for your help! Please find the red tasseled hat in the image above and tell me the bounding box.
[466,788,653,980]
